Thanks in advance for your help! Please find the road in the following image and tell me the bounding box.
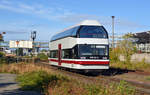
[0,74,42,95]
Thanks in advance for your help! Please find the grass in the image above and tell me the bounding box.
[16,70,69,93]
[110,60,150,72]
[146,76,150,81]
[16,70,135,95]
[0,63,136,95]
[37,53,48,61]
[110,43,150,72]
[110,48,150,72]
[47,79,135,95]
[0,62,51,74]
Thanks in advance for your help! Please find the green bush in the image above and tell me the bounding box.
[37,53,48,61]
[49,79,135,95]
[146,76,150,81]
[110,48,121,62]
[0,52,6,64]
[0,52,5,57]
[16,70,68,92]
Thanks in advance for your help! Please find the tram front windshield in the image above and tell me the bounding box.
[79,44,108,57]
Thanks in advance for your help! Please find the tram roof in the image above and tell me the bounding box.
[78,20,101,26]
[50,20,102,41]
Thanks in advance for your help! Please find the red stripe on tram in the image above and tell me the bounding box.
[49,59,109,65]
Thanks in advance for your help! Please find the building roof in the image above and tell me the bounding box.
[133,31,150,44]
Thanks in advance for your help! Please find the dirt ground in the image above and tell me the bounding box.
[112,71,150,84]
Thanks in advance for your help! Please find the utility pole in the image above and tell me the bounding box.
[112,16,115,49]
[16,40,19,63]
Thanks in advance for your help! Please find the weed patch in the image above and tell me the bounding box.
[146,76,150,81]
[37,53,48,61]
[47,80,135,95]
[0,63,136,95]
[111,60,150,72]
[16,70,69,93]
[0,63,52,74]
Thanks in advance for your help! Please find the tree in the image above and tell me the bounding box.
[0,34,3,41]
[118,33,136,63]
[110,47,121,62]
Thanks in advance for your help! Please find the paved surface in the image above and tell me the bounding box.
[0,74,42,95]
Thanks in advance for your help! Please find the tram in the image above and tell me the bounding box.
[49,20,109,72]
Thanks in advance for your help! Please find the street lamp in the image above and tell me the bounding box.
[31,31,37,56]
[31,31,36,42]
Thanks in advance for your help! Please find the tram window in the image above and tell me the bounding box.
[79,26,107,38]
[73,46,78,59]
[50,51,58,58]
[62,49,72,59]
[62,50,65,58]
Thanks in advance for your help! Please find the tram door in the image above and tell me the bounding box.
[58,44,62,65]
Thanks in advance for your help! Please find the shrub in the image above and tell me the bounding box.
[110,48,121,62]
[48,80,135,95]
[0,52,6,64]
[37,53,48,61]
[16,70,69,93]
[0,52,5,57]
[146,76,150,80]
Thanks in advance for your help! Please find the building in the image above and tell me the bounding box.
[133,31,150,53]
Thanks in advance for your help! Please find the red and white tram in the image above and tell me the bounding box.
[49,20,109,71]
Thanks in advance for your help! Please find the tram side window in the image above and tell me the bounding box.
[50,51,58,58]
[62,49,72,59]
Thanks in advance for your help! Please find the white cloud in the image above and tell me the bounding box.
[0,0,147,32]
[19,4,35,11]
[1,0,12,5]
[0,1,75,21]
[0,0,101,24]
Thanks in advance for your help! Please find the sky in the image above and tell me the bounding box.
[0,0,150,41]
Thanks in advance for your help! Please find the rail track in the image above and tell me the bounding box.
[35,62,150,95]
